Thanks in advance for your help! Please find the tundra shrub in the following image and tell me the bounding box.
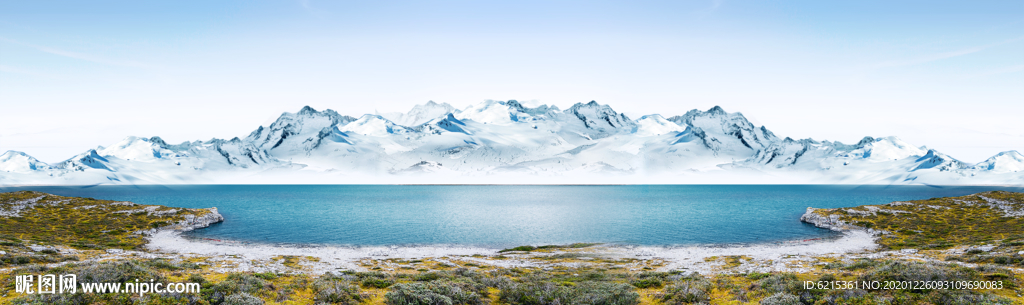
[313,277,362,304]
[76,260,165,284]
[755,274,800,294]
[221,273,274,294]
[858,261,979,284]
[8,293,91,305]
[386,281,484,305]
[630,277,663,289]
[204,272,275,303]
[801,289,874,305]
[363,277,396,288]
[499,280,638,305]
[413,271,444,282]
[223,292,264,305]
[663,276,711,305]
[570,282,639,305]
[759,292,800,305]
[927,289,1015,305]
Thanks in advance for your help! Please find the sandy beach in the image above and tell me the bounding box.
[142,229,880,275]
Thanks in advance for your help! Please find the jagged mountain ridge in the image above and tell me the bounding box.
[2,101,1022,185]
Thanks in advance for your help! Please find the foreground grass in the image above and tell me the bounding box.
[1,257,1021,304]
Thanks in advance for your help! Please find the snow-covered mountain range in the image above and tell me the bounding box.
[2,101,1022,185]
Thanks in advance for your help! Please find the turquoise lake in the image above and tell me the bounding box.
[3,185,1021,248]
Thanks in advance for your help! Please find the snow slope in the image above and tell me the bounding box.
[2,102,1022,185]
[0,151,49,173]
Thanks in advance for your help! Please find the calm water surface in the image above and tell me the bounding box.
[3,185,1020,248]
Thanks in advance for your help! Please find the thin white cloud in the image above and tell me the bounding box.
[296,0,329,18]
[961,64,1024,79]
[0,37,159,69]
[868,35,1024,70]
[696,0,724,16]
[710,0,724,11]
[0,65,64,79]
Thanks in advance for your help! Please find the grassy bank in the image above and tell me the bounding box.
[805,191,1024,250]
[0,191,218,250]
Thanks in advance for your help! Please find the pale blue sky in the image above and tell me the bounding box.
[1,0,1022,163]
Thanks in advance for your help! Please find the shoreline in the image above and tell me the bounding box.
[145,229,877,274]
[136,200,876,274]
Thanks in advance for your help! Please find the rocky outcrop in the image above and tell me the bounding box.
[161,207,224,232]
[0,194,46,217]
[800,207,857,232]
[800,207,889,236]
[976,194,1024,217]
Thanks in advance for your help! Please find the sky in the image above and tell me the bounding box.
[1,0,1022,163]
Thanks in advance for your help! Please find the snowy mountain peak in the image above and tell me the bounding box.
[975,150,1024,173]
[420,113,471,135]
[56,149,110,171]
[635,115,685,137]
[707,105,727,115]
[504,100,527,113]
[381,101,458,127]
[149,136,170,148]
[913,149,969,172]
[248,106,357,150]
[94,136,186,162]
[0,151,33,159]
[340,114,411,137]
[856,136,876,147]
[668,106,775,152]
[298,105,317,115]
[456,100,524,125]
[565,101,636,132]
[855,136,927,161]
[0,151,49,173]
[671,106,750,127]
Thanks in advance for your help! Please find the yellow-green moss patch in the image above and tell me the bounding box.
[811,191,1024,249]
[0,190,215,250]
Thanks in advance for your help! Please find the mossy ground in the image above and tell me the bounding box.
[810,191,1024,250]
[2,255,1022,304]
[0,191,213,250]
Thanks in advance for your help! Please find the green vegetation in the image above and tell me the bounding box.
[1,249,78,267]
[362,277,396,289]
[946,251,1024,267]
[662,274,713,304]
[5,258,1019,304]
[0,191,216,249]
[808,191,1024,249]
[629,274,663,289]
[498,280,638,305]
[386,281,486,305]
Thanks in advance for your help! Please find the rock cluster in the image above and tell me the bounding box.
[160,207,224,233]
[799,207,855,232]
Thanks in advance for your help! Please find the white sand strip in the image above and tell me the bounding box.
[146,230,877,274]
[633,231,877,273]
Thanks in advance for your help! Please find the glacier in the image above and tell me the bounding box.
[2,101,1022,185]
